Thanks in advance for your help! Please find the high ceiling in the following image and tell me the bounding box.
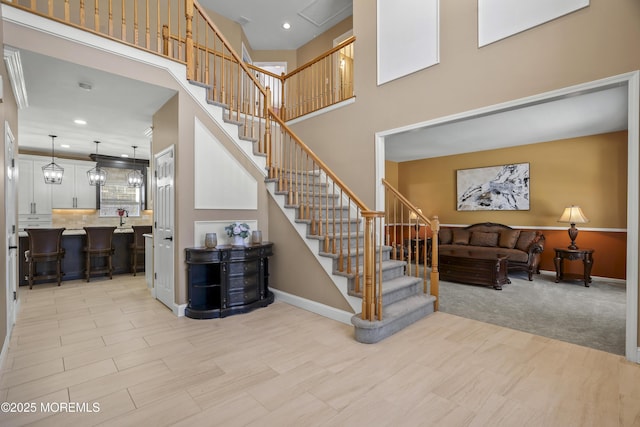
[9,1,629,165]
[199,0,353,50]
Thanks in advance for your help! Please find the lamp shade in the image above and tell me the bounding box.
[558,206,589,224]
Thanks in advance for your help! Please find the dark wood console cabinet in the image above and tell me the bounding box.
[185,243,274,319]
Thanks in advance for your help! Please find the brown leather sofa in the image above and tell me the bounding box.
[438,222,545,280]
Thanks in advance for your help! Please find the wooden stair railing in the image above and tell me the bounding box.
[247,36,356,122]
[7,0,386,322]
[382,178,439,310]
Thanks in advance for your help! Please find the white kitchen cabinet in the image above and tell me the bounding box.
[52,160,98,209]
[18,156,52,215]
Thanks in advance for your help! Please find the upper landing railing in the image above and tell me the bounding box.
[4,0,433,323]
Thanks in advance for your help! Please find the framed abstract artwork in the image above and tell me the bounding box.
[456,163,530,211]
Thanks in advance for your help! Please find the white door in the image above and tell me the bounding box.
[154,146,175,311]
[5,123,18,330]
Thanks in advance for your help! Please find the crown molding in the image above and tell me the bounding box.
[3,46,28,109]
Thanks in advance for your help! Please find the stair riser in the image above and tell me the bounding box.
[298,210,357,221]
[382,281,423,306]
[326,250,392,272]
[307,221,362,235]
[347,264,406,291]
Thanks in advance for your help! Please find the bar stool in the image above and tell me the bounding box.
[84,226,116,282]
[130,225,152,276]
[24,228,66,289]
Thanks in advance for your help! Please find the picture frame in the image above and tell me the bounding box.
[456,163,530,211]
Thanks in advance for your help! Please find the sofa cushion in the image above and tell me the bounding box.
[439,228,452,245]
[515,231,537,252]
[452,229,470,245]
[469,231,499,247]
[499,229,521,249]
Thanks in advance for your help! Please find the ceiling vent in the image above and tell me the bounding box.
[298,0,351,27]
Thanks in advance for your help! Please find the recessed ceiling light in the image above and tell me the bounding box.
[282,22,291,30]
[60,144,70,148]
[74,119,87,125]
[78,82,92,91]
[121,154,129,158]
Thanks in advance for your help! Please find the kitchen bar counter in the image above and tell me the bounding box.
[19,227,150,286]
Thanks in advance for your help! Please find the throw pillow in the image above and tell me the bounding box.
[452,229,470,245]
[469,231,499,247]
[515,231,537,252]
[439,228,452,244]
[499,229,521,249]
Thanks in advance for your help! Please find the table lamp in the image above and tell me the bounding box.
[558,205,589,250]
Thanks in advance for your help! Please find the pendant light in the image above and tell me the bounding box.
[42,134,64,184]
[126,145,144,188]
[87,141,108,186]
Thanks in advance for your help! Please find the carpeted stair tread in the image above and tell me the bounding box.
[351,294,436,343]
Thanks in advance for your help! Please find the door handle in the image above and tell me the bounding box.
[8,245,17,250]
[164,236,173,241]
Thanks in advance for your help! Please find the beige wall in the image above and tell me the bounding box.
[296,16,353,67]
[291,0,640,206]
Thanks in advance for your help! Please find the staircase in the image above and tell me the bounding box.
[5,0,437,344]
[260,167,436,343]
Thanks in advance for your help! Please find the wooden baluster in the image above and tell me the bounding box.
[185,0,194,80]
[156,0,161,52]
[431,216,440,311]
[347,198,353,277]
[338,188,344,271]
[94,0,100,31]
[31,0,37,10]
[162,25,169,56]
[331,181,336,254]
[121,0,126,41]
[48,0,53,17]
[145,0,150,48]
[280,73,286,119]
[265,88,272,177]
[63,0,69,21]
[377,215,384,319]
[323,172,329,252]
[133,0,139,45]
[79,0,85,27]
[109,0,114,37]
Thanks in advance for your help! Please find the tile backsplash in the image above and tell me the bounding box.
[52,209,153,229]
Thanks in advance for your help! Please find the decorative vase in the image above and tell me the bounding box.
[204,233,217,248]
[251,230,262,244]
[232,235,245,246]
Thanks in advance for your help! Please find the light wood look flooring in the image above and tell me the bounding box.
[1,275,640,426]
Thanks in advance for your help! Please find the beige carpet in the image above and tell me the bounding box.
[432,269,626,355]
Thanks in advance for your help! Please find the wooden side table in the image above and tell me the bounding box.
[553,248,594,287]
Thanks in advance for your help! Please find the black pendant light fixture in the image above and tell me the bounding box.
[87,141,108,186]
[127,145,144,188]
[42,134,64,184]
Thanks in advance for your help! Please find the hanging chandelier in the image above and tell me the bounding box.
[42,134,64,184]
[87,141,108,186]
[127,145,144,188]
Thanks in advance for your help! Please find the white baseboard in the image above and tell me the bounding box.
[176,303,186,317]
[271,289,355,325]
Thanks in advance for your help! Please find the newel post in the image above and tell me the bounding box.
[430,215,440,311]
[185,0,195,81]
[361,211,378,321]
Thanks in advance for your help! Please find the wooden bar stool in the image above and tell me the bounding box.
[24,228,66,289]
[84,226,116,282]
[130,225,152,276]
